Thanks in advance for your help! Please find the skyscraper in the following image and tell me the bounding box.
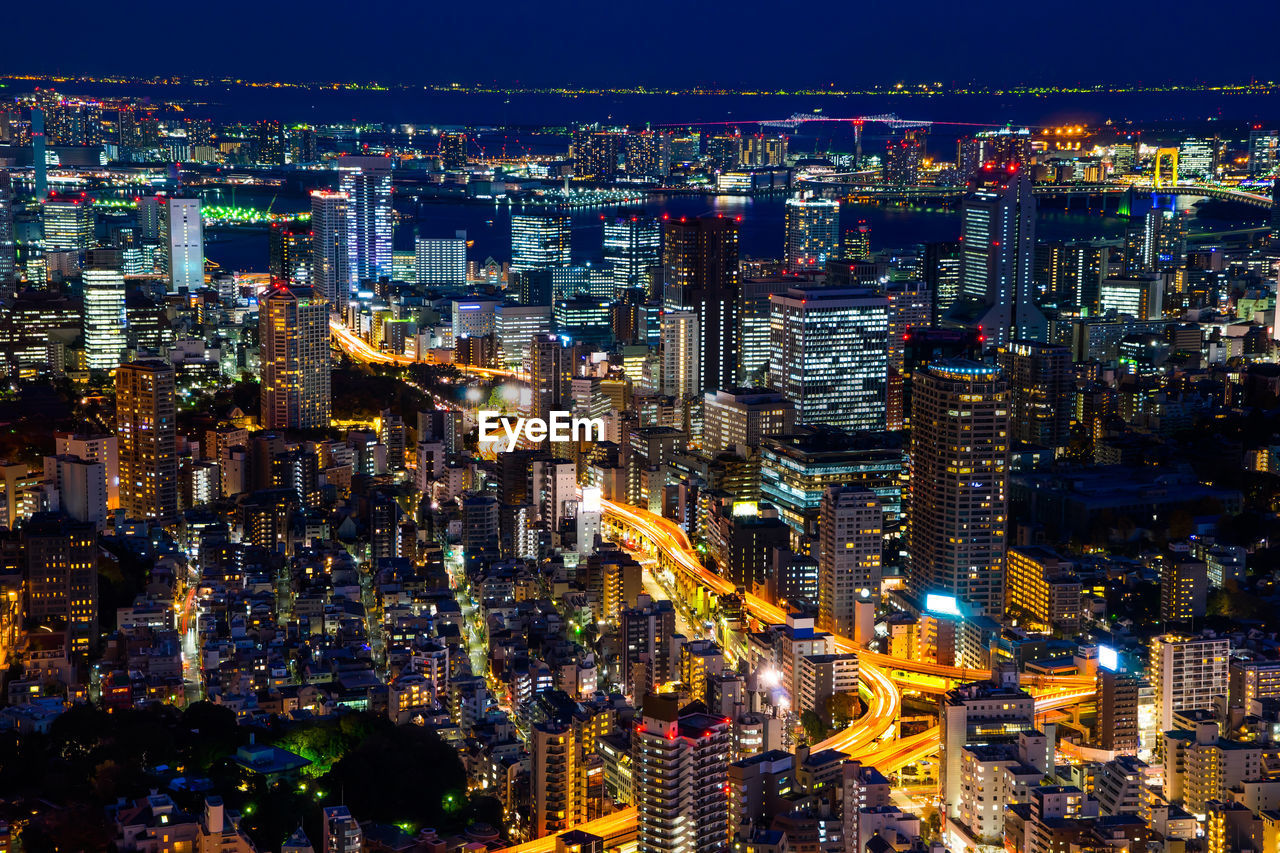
[663,216,739,393]
[82,264,127,371]
[818,486,883,637]
[954,167,1043,346]
[768,287,889,432]
[338,155,393,286]
[269,221,312,284]
[116,360,178,524]
[529,334,570,423]
[784,193,840,271]
[0,173,15,286]
[259,284,331,430]
[415,230,468,286]
[571,128,623,181]
[633,693,730,853]
[162,197,204,292]
[22,514,98,653]
[997,340,1073,450]
[255,119,285,165]
[603,214,661,296]
[908,361,1009,615]
[310,190,350,310]
[440,132,468,170]
[659,311,699,404]
[511,210,571,272]
[43,194,94,258]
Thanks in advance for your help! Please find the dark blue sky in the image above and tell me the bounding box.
[6,0,1279,87]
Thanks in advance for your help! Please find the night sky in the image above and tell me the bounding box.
[5,0,1279,87]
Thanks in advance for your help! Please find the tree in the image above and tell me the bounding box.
[800,710,827,744]
[825,692,860,726]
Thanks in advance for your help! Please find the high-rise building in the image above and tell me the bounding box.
[338,155,394,286]
[885,282,932,372]
[23,514,98,652]
[1095,668,1140,753]
[42,194,94,258]
[997,340,1073,450]
[0,173,15,286]
[1150,634,1228,733]
[1177,137,1215,179]
[255,119,285,165]
[908,361,1009,615]
[954,167,1043,346]
[162,197,204,292]
[844,219,872,260]
[738,278,793,385]
[512,210,572,273]
[603,214,661,296]
[495,304,553,370]
[663,216,740,393]
[659,311,699,404]
[818,486,883,637]
[633,693,730,853]
[783,194,840,271]
[1160,560,1208,626]
[1035,240,1109,313]
[956,128,1031,184]
[55,432,119,509]
[82,264,127,371]
[116,360,178,524]
[743,134,788,167]
[529,334,571,423]
[269,221,311,284]
[259,284,331,431]
[531,720,587,838]
[768,287,889,432]
[415,230,467,286]
[321,805,362,853]
[619,598,677,698]
[310,190,350,310]
[702,389,796,453]
[440,132,468,170]
[923,240,962,319]
[572,129,623,181]
[885,131,923,186]
[624,131,671,178]
[940,680,1036,820]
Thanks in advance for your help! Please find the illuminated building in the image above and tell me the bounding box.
[82,265,127,371]
[768,287,888,432]
[1177,137,1215,179]
[1099,274,1163,320]
[956,128,1030,184]
[624,131,670,178]
[885,282,931,373]
[885,130,922,186]
[663,216,740,393]
[1160,559,1207,626]
[908,361,1009,616]
[705,132,742,171]
[738,278,792,385]
[954,167,1043,346]
[259,285,331,430]
[659,310,699,404]
[338,155,394,285]
[633,693,730,853]
[1034,241,1108,313]
[556,295,612,345]
[162,197,204,292]
[783,193,840,271]
[44,455,108,529]
[530,334,571,422]
[440,131,468,169]
[531,721,589,838]
[1004,546,1081,632]
[116,360,178,524]
[844,219,871,260]
[603,214,661,295]
[495,303,553,369]
[923,240,961,318]
[817,486,882,637]
[268,221,311,284]
[702,389,795,453]
[1095,668,1140,753]
[1247,128,1278,175]
[997,340,1072,449]
[415,230,467,286]
[552,264,612,301]
[310,190,350,309]
[572,128,623,181]
[42,194,94,258]
[0,174,14,286]
[511,210,571,272]
[940,680,1035,821]
[22,514,98,652]
[619,599,675,698]
[56,432,119,509]
[255,119,285,165]
[452,297,500,339]
[322,805,362,853]
[1150,634,1228,733]
[742,134,788,167]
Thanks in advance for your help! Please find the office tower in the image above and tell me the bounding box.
[495,304,553,369]
[1095,668,1140,753]
[633,693,730,853]
[908,361,1009,615]
[82,265,127,371]
[511,210,571,272]
[1130,208,1188,273]
[705,133,742,171]
[1035,241,1108,313]
[32,106,47,199]
[1247,128,1279,175]
[619,598,676,698]
[338,155,394,285]
[768,287,889,432]
[1160,559,1208,626]
[1178,137,1215,179]
[702,389,795,453]
[440,131,468,169]
[269,221,312,284]
[310,190,350,310]
[885,282,932,372]
[572,128,623,181]
[0,173,14,286]
[997,341,1072,450]
[162,197,204,292]
[783,193,840,271]
[663,216,740,393]
[321,805,362,853]
[116,360,178,523]
[135,195,163,241]
[659,311,699,404]
[22,514,98,653]
[1150,634,1228,733]
[529,334,570,422]
[603,214,661,295]
[624,131,670,178]
[43,194,94,257]
[885,130,922,186]
[259,284,331,430]
[817,486,882,637]
[956,128,1031,184]
[736,277,792,385]
[923,240,961,319]
[955,167,1043,345]
[255,119,285,165]
[415,230,467,286]
[56,432,119,509]
[844,219,872,259]
[742,134,788,167]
